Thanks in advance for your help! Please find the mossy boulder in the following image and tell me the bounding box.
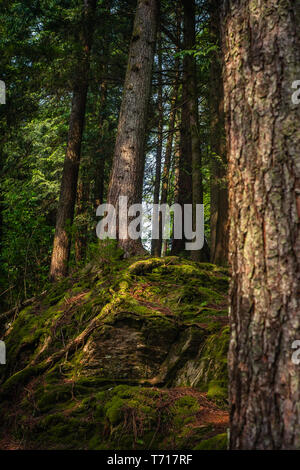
[0,256,229,449]
[173,326,229,403]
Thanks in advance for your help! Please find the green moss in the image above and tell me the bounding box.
[104,395,125,425]
[171,396,200,427]
[207,380,228,402]
[1,255,229,450]
[0,362,47,398]
[119,280,129,293]
[177,285,221,304]
[45,278,73,306]
[35,384,74,412]
[195,326,230,401]
[32,412,98,449]
[128,258,165,275]
[194,432,228,450]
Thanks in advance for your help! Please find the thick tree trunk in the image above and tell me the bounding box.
[107,0,158,257]
[221,0,300,449]
[209,0,228,266]
[151,26,163,257]
[49,0,96,281]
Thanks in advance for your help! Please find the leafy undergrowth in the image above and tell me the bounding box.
[0,253,229,450]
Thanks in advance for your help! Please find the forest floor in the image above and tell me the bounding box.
[0,388,228,450]
[0,253,229,450]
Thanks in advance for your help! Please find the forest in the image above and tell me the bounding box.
[0,0,299,453]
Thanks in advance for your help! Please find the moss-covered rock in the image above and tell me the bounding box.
[0,256,229,450]
[173,326,229,403]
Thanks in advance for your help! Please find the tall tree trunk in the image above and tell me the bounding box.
[158,77,179,256]
[94,78,108,208]
[182,0,205,262]
[171,5,192,256]
[49,0,96,281]
[75,169,90,263]
[173,127,181,206]
[160,89,178,208]
[167,126,181,257]
[157,5,181,258]
[209,0,228,266]
[222,0,300,449]
[151,26,163,257]
[107,0,158,257]
[94,0,110,209]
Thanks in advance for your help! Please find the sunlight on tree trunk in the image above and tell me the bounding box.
[107,0,158,257]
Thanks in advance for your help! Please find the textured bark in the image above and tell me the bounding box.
[168,127,181,257]
[209,0,228,266]
[152,26,163,257]
[173,128,180,207]
[171,120,192,254]
[75,171,90,263]
[157,76,179,257]
[107,0,158,256]
[182,0,204,262]
[171,4,192,256]
[94,79,108,209]
[160,91,177,209]
[49,0,96,281]
[155,5,180,258]
[221,0,300,449]
[94,0,110,210]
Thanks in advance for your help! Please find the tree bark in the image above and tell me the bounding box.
[171,4,192,256]
[157,77,179,257]
[221,0,300,449]
[182,0,204,262]
[157,5,181,258]
[94,78,108,209]
[107,0,158,257]
[173,127,181,206]
[209,0,228,266]
[75,169,90,263]
[94,0,110,210]
[49,0,96,281]
[172,0,206,259]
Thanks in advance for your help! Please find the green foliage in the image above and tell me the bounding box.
[87,239,124,265]
[0,0,134,309]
